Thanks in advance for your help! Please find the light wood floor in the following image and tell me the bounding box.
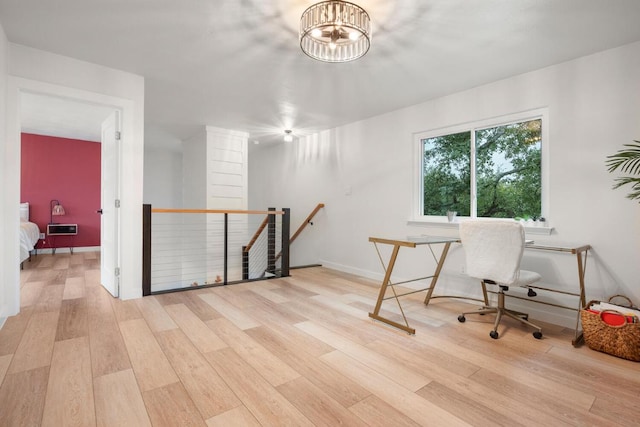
[2,252,639,426]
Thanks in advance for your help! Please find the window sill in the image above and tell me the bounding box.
[407,219,554,235]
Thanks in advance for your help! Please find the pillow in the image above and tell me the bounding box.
[20,202,29,221]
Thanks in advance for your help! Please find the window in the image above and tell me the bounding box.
[416,111,546,220]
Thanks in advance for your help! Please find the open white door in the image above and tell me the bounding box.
[100,110,121,297]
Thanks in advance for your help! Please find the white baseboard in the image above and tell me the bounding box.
[36,246,100,255]
[319,259,381,282]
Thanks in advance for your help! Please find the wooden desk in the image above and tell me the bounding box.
[368,236,460,334]
[369,235,591,345]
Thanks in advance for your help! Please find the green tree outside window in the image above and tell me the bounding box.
[422,119,541,219]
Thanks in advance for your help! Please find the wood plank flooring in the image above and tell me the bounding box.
[2,252,640,426]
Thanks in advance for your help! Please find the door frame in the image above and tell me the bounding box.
[5,76,139,316]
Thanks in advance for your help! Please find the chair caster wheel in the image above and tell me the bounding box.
[533,331,543,339]
[490,330,499,339]
[458,315,466,323]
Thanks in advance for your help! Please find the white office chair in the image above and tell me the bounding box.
[457,220,543,339]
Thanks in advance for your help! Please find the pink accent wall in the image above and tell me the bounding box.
[21,133,101,250]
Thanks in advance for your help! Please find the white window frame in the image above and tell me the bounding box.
[410,108,550,230]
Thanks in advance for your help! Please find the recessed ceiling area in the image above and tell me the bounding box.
[3,0,640,146]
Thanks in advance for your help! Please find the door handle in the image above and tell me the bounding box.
[96,209,103,214]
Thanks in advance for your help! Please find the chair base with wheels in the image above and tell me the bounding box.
[458,280,543,340]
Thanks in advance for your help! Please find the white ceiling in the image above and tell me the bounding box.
[3,0,640,147]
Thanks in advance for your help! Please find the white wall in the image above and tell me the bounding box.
[182,130,207,209]
[0,23,10,324]
[182,126,250,210]
[249,41,640,327]
[205,126,249,210]
[144,125,183,209]
[4,44,145,307]
[144,148,183,208]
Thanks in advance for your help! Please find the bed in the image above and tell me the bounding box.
[19,202,40,264]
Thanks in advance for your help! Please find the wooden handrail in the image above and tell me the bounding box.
[152,208,285,215]
[244,215,270,252]
[289,203,325,245]
[274,203,325,262]
[242,203,325,257]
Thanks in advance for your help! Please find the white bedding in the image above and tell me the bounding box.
[20,219,40,263]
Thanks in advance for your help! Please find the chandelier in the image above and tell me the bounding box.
[299,1,371,63]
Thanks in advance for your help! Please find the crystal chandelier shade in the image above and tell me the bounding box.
[299,1,371,63]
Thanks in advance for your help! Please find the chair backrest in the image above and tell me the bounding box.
[459,220,525,285]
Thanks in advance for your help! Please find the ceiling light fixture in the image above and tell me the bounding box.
[283,130,293,142]
[300,1,371,63]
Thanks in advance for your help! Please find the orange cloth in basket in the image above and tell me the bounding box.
[587,309,637,326]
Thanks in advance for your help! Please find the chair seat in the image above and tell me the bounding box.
[514,269,541,287]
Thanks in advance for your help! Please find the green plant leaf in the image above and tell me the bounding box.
[606,140,640,201]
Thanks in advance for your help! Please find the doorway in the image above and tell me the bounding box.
[20,91,120,296]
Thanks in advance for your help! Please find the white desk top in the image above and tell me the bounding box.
[406,236,460,245]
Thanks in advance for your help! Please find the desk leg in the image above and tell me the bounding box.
[572,248,589,346]
[368,244,416,334]
[423,242,452,306]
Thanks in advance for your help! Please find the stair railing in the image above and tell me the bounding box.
[241,203,325,278]
[274,203,325,263]
[142,205,289,296]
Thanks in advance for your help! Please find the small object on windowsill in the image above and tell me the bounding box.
[446,211,457,222]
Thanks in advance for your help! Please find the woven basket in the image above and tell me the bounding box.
[581,299,640,362]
